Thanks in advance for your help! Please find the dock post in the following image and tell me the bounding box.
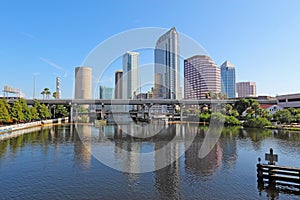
[257,158,263,183]
[266,148,276,185]
[257,162,264,190]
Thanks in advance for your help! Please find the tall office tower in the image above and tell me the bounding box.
[154,27,181,99]
[184,55,221,99]
[122,52,140,99]
[114,70,123,99]
[99,86,114,99]
[221,60,236,98]
[236,82,257,98]
[55,77,61,99]
[74,67,92,99]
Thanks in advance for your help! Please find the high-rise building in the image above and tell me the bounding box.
[122,52,140,99]
[184,55,221,99]
[99,86,114,99]
[115,70,123,99]
[74,67,92,99]
[221,60,236,98]
[154,27,180,99]
[56,77,61,99]
[236,82,257,98]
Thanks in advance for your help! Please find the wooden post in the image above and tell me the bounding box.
[257,163,263,182]
[257,162,264,191]
[265,148,278,185]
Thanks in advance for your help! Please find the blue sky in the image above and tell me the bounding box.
[0,0,300,98]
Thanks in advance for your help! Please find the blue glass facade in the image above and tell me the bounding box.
[221,61,236,98]
[154,27,180,99]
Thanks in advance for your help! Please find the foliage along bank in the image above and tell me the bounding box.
[0,99,69,125]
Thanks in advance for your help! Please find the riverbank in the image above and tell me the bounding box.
[0,117,69,140]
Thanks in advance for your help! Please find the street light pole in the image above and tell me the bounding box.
[33,75,36,99]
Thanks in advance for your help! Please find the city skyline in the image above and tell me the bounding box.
[1,1,300,98]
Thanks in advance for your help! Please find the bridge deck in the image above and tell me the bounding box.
[7,99,278,105]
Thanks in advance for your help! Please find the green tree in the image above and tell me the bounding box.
[210,112,226,123]
[225,116,241,126]
[19,98,32,122]
[273,109,293,124]
[53,92,58,99]
[199,112,211,123]
[41,88,51,99]
[10,100,24,123]
[234,98,250,116]
[41,90,46,99]
[0,99,10,124]
[33,100,51,120]
[295,113,300,123]
[30,106,39,120]
[53,105,69,118]
[243,117,271,128]
[38,104,51,119]
[224,104,239,118]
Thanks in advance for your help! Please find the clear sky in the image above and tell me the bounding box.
[1,0,300,98]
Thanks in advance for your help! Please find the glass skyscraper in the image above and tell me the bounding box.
[154,27,180,99]
[221,60,236,98]
[122,51,140,99]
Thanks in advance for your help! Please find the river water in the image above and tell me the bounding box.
[0,124,300,199]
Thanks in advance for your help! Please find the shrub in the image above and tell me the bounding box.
[243,117,271,128]
[225,116,241,126]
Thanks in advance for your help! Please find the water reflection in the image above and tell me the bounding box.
[220,128,238,171]
[1,124,300,199]
[74,125,91,169]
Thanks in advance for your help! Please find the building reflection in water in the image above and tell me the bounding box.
[113,125,141,182]
[74,125,92,169]
[220,129,238,171]
[154,124,181,199]
[184,126,223,176]
[85,123,239,198]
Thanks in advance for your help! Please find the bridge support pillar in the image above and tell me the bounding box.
[180,104,184,122]
[101,103,105,120]
[141,104,146,119]
[147,103,153,119]
[75,104,78,123]
[69,103,73,123]
[172,105,176,121]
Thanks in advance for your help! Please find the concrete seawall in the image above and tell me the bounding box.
[0,117,69,140]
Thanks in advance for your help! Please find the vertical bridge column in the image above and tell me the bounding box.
[141,104,145,119]
[75,104,78,123]
[179,103,184,122]
[69,102,73,123]
[147,103,153,119]
[172,104,176,121]
[101,103,105,120]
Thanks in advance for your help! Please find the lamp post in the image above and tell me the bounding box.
[33,75,36,99]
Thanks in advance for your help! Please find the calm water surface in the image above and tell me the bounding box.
[0,124,300,200]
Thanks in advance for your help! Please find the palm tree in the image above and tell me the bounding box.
[53,92,57,99]
[41,90,46,99]
[41,88,51,99]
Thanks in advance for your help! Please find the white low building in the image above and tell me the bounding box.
[260,104,283,115]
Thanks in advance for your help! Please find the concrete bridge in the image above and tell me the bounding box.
[7,98,278,122]
[7,98,278,106]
